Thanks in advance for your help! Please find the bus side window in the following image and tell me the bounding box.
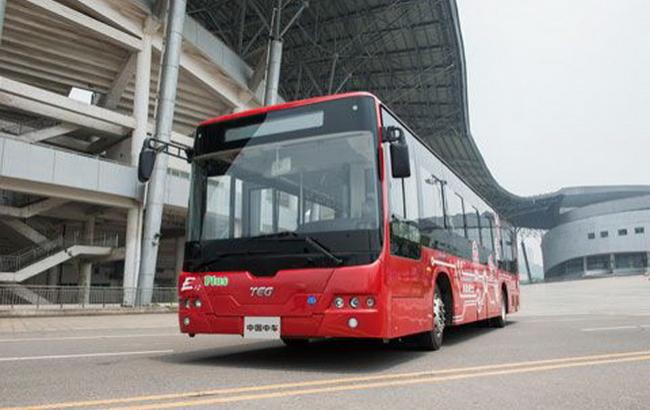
[446,191,467,238]
[387,159,421,259]
[387,155,421,259]
[466,207,481,248]
[383,108,421,259]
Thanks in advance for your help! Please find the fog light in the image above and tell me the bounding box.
[183,317,190,326]
[366,297,375,308]
[184,299,191,309]
[349,297,360,309]
[334,297,344,309]
[348,317,358,329]
[194,299,202,308]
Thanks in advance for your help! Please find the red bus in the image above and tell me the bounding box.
[172,92,519,350]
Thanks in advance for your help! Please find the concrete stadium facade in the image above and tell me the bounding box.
[542,194,650,279]
[0,0,258,305]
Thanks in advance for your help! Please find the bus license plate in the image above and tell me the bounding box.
[244,317,281,339]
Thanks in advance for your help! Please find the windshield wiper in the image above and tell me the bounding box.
[251,231,343,266]
[303,235,343,266]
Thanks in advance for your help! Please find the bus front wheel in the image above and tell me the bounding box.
[416,286,445,351]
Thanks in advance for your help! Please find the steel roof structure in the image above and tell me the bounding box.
[185,0,567,227]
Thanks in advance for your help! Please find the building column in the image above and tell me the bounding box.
[123,207,142,305]
[609,253,616,274]
[264,37,283,105]
[582,256,588,275]
[123,22,153,306]
[139,1,187,305]
[262,1,306,105]
[263,4,283,105]
[130,21,154,167]
[78,217,95,305]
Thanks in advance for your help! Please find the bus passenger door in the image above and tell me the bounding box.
[384,119,428,299]
[387,218,426,297]
[382,113,431,336]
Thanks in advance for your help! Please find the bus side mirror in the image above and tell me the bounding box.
[383,126,411,178]
[137,137,194,183]
[390,142,411,178]
[138,148,157,183]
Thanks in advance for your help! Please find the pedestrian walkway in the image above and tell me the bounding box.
[520,274,650,316]
[0,313,177,334]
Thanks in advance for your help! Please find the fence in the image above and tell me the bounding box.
[0,232,119,273]
[0,285,177,310]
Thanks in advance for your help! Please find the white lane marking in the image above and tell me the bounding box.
[526,317,612,323]
[581,325,645,332]
[0,333,179,343]
[0,349,173,362]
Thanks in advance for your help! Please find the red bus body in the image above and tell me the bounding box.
[178,92,520,341]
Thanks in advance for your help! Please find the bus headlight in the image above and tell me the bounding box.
[366,297,376,308]
[184,299,191,309]
[183,317,190,326]
[194,299,202,308]
[333,297,344,309]
[349,297,360,309]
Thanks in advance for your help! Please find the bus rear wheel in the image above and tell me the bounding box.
[490,290,507,328]
[416,286,446,351]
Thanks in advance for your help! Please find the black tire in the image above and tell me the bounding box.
[415,285,446,351]
[490,290,507,328]
[281,337,309,347]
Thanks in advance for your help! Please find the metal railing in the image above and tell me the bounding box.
[0,232,119,273]
[0,285,177,309]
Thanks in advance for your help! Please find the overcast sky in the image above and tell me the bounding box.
[457,0,650,197]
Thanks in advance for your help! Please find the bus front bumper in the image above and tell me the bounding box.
[178,310,387,339]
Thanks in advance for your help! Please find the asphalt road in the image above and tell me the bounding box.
[1,275,650,410]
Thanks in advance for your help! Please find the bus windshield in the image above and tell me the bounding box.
[185,97,383,275]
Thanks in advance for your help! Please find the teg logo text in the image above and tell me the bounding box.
[249,286,274,297]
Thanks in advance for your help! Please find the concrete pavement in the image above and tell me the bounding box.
[0,275,649,409]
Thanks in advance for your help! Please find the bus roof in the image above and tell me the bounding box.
[198,92,379,127]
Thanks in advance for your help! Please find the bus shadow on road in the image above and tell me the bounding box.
[158,320,511,374]
[443,320,515,346]
[161,339,426,373]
